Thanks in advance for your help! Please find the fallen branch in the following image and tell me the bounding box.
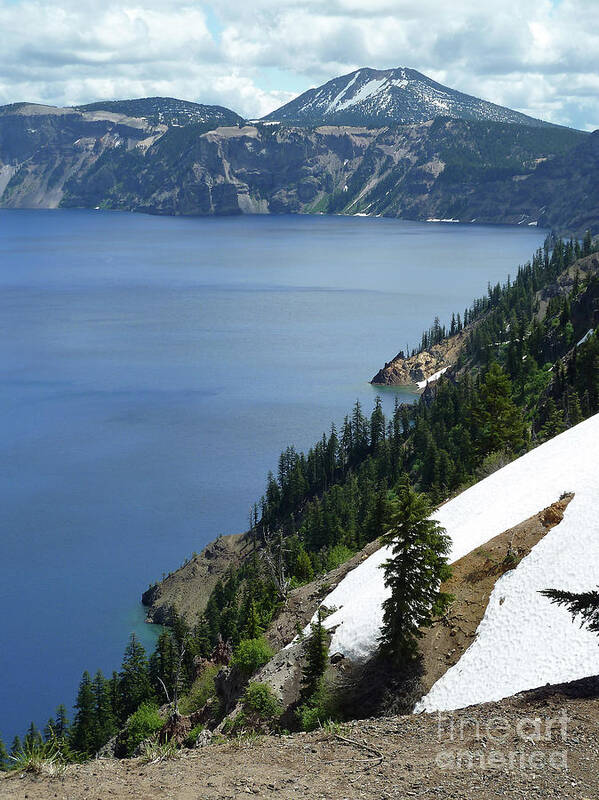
[319,733,384,766]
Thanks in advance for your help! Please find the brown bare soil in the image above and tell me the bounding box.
[3,677,598,800]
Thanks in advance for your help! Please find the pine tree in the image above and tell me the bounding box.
[10,735,22,758]
[70,671,97,755]
[379,486,452,667]
[301,609,329,699]
[54,705,70,740]
[351,399,369,463]
[149,629,176,701]
[539,398,566,440]
[119,633,153,721]
[191,617,211,659]
[471,362,524,455]
[43,718,56,742]
[540,587,599,636]
[24,722,42,749]
[93,670,116,750]
[294,547,314,584]
[370,396,386,452]
[243,599,264,639]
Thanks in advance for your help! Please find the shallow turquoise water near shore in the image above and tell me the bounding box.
[0,210,544,743]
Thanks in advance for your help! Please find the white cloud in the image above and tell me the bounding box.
[0,0,597,128]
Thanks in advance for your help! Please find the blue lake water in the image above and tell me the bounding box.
[0,210,544,743]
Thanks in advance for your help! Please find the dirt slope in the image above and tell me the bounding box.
[3,677,598,800]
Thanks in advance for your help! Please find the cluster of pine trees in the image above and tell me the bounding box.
[0,634,157,764]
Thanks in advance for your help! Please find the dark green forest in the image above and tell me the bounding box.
[2,234,598,767]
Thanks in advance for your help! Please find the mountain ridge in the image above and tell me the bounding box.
[261,66,561,129]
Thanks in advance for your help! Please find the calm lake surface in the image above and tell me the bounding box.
[0,210,544,742]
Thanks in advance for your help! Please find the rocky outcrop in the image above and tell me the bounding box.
[371,328,469,387]
[371,348,450,386]
[141,533,249,626]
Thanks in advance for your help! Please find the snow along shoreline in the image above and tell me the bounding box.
[304,413,599,711]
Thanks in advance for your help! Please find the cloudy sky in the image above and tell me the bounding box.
[1,0,597,130]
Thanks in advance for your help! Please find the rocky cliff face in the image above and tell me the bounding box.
[0,103,164,208]
[0,102,596,235]
[57,118,594,235]
[371,328,469,386]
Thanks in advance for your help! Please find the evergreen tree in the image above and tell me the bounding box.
[108,672,120,722]
[43,718,56,742]
[24,722,42,749]
[370,396,386,452]
[472,362,524,455]
[70,671,97,755]
[243,599,264,639]
[93,670,116,750]
[351,399,369,463]
[540,587,599,636]
[54,705,70,740]
[119,634,153,721]
[379,486,452,667]
[301,609,329,699]
[149,629,176,701]
[10,735,22,758]
[294,546,314,583]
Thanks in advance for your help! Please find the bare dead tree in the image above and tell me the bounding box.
[157,639,187,719]
[261,527,291,602]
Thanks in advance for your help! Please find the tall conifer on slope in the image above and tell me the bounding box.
[93,670,116,750]
[301,609,329,700]
[379,486,452,667]
[70,671,97,755]
[23,721,42,749]
[10,736,22,758]
[119,633,153,722]
[472,362,525,456]
[54,704,70,740]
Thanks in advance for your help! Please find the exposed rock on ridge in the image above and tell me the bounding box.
[142,533,248,625]
[371,329,468,386]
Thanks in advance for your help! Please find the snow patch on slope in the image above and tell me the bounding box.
[309,414,599,707]
[416,366,449,389]
[333,78,387,113]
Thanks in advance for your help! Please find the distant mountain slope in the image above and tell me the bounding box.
[0,96,596,234]
[262,67,555,129]
[57,117,590,233]
[74,97,244,128]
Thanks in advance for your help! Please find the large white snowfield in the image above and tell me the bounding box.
[310,412,599,712]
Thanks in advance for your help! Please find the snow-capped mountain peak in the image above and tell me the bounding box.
[262,67,551,129]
